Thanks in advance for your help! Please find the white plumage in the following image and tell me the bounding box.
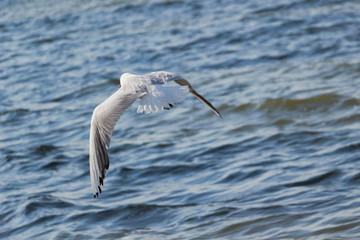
[89,71,221,198]
[137,85,189,113]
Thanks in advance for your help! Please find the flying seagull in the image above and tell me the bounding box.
[89,71,221,198]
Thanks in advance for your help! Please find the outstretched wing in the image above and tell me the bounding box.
[144,71,222,117]
[89,89,139,198]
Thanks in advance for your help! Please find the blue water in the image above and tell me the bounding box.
[2,0,360,239]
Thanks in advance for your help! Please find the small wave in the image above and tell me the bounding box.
[67,203,179,230]
[217,169,264,184]
[31,35,67,45]
[1,108,30,126]
[34,13,79,29]
[218,103,254,113]
[0,215,59,239]
[272,119,293,126]
[195,142,241,158]
[183,206,237,225]
[50,79,117,103]
[24,195,73,216]
[333,143,360,154]
[41,160,67,170]
[285,170,341,188]
[347,172,360,185]
[29,144,58,156]
[264,131,331,152]
[119,163,207,181]
[259,93,342,112]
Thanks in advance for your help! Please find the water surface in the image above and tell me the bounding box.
[1,0,360,239]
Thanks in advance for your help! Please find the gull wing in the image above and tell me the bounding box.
[89,89,139,197]
[174,78,222,118]
[146,71,222,117]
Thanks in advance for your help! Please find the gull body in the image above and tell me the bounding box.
[89,71,221,198]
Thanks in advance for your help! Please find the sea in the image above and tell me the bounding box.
[1,0,360,239]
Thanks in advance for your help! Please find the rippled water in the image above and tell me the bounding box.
[2,0,360,239]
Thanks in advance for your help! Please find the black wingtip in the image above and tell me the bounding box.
[93,194,96,198]
[99,176,104,186]
[98,186,102,193]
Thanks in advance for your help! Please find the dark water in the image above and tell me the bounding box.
[2,0,360,239]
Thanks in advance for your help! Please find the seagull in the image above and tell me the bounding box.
[89,71,221,198]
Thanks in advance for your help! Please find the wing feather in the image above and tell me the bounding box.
[137,85,189,114]
[89,89,139,197]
